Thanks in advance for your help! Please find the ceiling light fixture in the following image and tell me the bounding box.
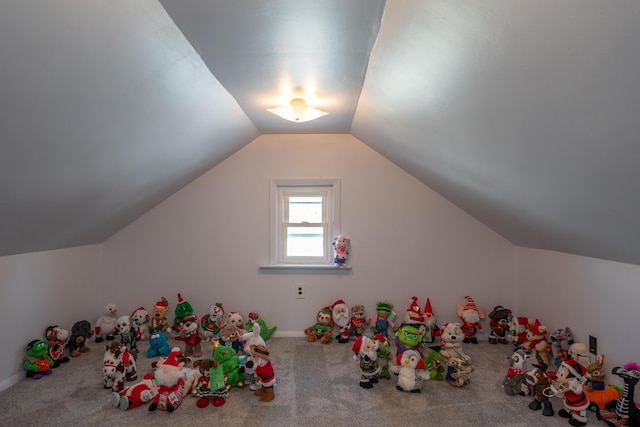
[267,97,328,123]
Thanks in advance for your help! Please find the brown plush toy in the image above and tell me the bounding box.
[304,307,333,344]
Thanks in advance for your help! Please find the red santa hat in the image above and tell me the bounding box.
[162,350,182,368]
[154,297,168,310]
[373,333,386,344]
[177,293,184,303]
[406,296,423,323]
[561,359,586,379]
[528,319,545,335]
[351,336,364,360]
[463,296,478,312]
[183,315,197,323]
[331,299,346,310]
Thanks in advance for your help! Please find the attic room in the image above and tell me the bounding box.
[1,0,640,419]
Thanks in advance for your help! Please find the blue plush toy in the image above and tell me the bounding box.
[147,332,171,358]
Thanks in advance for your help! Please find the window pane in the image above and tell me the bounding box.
[288,196,323,223]
[286,226,324,256]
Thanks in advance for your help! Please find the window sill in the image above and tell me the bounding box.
[259,264,352,271]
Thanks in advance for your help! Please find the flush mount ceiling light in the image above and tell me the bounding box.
[267,96,329,123]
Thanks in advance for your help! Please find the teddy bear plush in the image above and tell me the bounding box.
[176,315,208,358]
[24,340,54,379]
[149,297,170,334]
[457,296,485,344]
[147,331,171,358]
[95,303,118,343]
[130,307,150,341]
[219,324,243,354]
[439,322,471,365]
[304,307,334,344]
[351,336,380,389]
[44,325,70,367]
[487,305,512,344]
[192,359,227,408]
[67,320,94,357]
[522,319,551,365]
[226,311,246,336]
[349,304,368,340]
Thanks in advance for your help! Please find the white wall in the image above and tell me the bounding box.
[0,245,102,390]
[516,247,640,387]
[102,134,516,336]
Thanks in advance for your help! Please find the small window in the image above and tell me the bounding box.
[269,178,340,266]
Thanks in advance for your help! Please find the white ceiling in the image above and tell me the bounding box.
[2,1,640,265]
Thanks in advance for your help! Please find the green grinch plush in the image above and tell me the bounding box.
[172,293,194,332]
[394,323,423,356]
[423,348,445,380]
[24,340,54,379]
[213,344,245,389]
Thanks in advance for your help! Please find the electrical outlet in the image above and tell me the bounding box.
[589,335,597,355]
[295,283,305,299]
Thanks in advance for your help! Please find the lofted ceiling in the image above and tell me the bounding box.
[2,1,640,265]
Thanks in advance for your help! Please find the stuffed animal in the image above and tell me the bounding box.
[487,305,512,345]
[200,303,227,341]
[403,296,429,346]
[172,293,194,333]
[149,297,170,334]
[213,344,245,389]
[549,359,590,426]
[67,320,94,357]
[103,341,137,392]
[130,307,150,341]
[248,344,276,402]
[147,332,171,358]
[330,299,351,343]
[508,315,530,350]
[147,350,187,412]
[111,378,158,411]
[598,361,640,427]
[245,312,277,341]
[242,323,267,390]
[422,298,440,344]
[349,304,368,340]
[373,333,393,380]
[394,323,423,357]
[522,319,551,365]
[95,303,118,343]
[219,324,243,354]
[550,327,575,369]
[226,311,246,336]
[423,348,446,381]
[304,307,334,344]
[441,349,475,387]
[389,349,430,392]
[583,353,621,410]
[44,325,70,367]
[568,342,591,368]
[351,336,380,389]
[176,315,208,358]
[192,359,227,408]
[332,234,350,267]
[457,296,484,344]
[524,364,555,416]
[24,340,54,379]
[369,301,396,338]
[115,315,138,357]
[439,322,471,365]
[503,349,533,396]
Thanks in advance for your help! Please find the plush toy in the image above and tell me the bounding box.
[457,296,484,344]
[219,324,243,354]
[44,325,70,367]
[394,323,423,357]
[103,341,137,392]
[213,343,245,389]
[226,311,246,336]
[439,322,471,365]
[550,327,575,369]
[95,303,118,343]
[441,349,475,387]
[549,359,590,426]
[369,301,396,338]
[249,344,276,402]
[568,342,591,368]
[508,315,530,350]
[147,350,187,412]
[422,298,440,344]
[111,378,158,411]
[176,315,208,358]
[147,331,172,358]
[423,348,446,381]
[598,361,640,427]
[242,322,267,390]
[245,312,277,341]
[149,297,170,334]
[304,307,334,344]
[373,334,393,380]
[389,349,430,393]
[522,319,551,365]
[115,315,138,357]
[24,340,54,379]
[200,303,227,341]
[130,307,150,341]
[351,336,380,389]
[403,296,430,346]
[487,305,512,345]
[172,293,194,333]
[331,299,351,343]
[348,304,368,340]
[524,363,555,416]
[332,234,350,267]
[67,320,94,357]
[503,349,533,396]
[192,359,227,408]
[584,353,621,411]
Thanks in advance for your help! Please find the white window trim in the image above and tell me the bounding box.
[261,178,349,270]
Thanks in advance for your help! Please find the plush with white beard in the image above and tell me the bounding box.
[147,351,185,412]
[331,299,351,343]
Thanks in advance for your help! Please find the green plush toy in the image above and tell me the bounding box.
[373,334,393,379]
[24,340,54,379]
[245,312,277,341]
[394,323,423,356]
[423,348,445,381]
[172,293,194,332]
[213,344,245,389]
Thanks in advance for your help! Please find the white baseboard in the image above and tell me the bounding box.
[0,373,22,392]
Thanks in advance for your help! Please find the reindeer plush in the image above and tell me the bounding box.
[441,349,474,387]
[524,364,554,416]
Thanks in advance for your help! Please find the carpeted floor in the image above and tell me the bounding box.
[0,336,604,426]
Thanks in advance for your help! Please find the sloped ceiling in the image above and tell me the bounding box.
[2,1,640,265]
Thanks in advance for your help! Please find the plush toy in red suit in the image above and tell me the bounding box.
[250,344,276,402]
[147,350,185,412]
[457,296,485,344]
[111,378,158,411]
[550,359,590,426]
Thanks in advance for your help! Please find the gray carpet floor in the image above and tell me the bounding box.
[0,336,604,426]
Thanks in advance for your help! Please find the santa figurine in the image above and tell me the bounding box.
[250,344,276,402]
[457,296,485,344]
[331,299,351,343]
[147,349,186,412]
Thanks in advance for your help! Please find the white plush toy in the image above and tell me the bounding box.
[130,307,150,341]
[242,323,266,390]
[389,349,430,393]
[96,303,119,343]
[227,312,246,335]
[439,322,471,365]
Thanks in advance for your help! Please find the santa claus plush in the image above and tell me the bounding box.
[147,350,186,412]
[331,299,351,343]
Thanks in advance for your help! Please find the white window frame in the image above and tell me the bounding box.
[268,178,340,267]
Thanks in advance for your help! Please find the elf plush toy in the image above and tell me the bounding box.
[44,325,70,367]
[352,335,380,389]
[200,303,226,341]
[249,344,276,402]
[172,293,194,333]
[147,350,187,412]
[304,307,334,344]
[487,305,512,345]
[150,297,170,334]
[331,299,351,343]
[369,301,396,338]
[24,340,54,379]
[130,307,150,341]
[457,296,484,344]
[95,303,118,343]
